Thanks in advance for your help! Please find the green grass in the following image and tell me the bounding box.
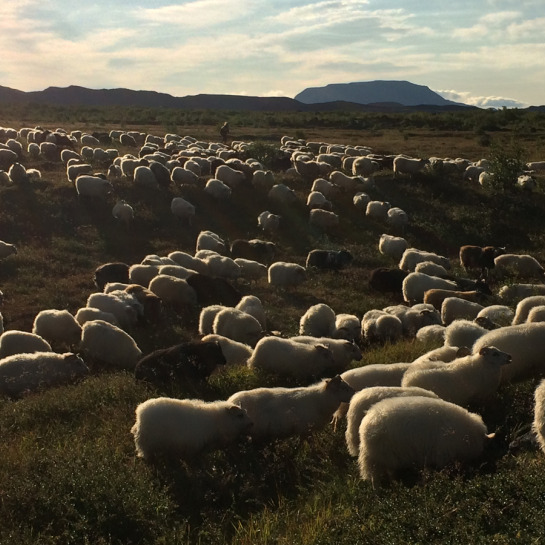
[0,110,545,543]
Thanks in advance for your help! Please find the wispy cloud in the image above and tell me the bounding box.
[438,89,527,108]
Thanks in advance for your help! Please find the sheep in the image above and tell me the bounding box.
[384,303,442,337]
[8,163,28,184]
[499,283,545,302]
[329,170,363,192]
[387,207,409,232]
[235,295,266,330]
[0,148,17,170]
[306,191,332,211]
[352,156,379,177]
[134,340,226,385]
[171,166,199,185]
[459,245,505,277]
[402,345,511,406]
[366,200,390,221]
[305,249,353,270]
[0,330,53,358]
[75,307,120,327]
[133,165,158,188]
[213,308,263,347]
[215,164,246,189]
[168,251,208,274]
[290,336,362,372]
[203,254,241,281]
[128,264,160,287]
[414,261,449,278]
[158,264,194,280]
[0,352,89,398]
[80,319,142,369]
[268,262,306,289]
[170,197,195,225]
[399,248,451,272]
[234,258,267,282]
[311,178,340,198]
[201,334,253,366]
[75,175,113,201]
[476,305,515,327]
[353,192,371,210]
[443,319,489,349]
[228,375,354,439]
[204,178,232,200]
[345,386,440,457]
[131,397,252,460]
[86,292,140,330]
[230,239,276,265]
[0,241,17,260]
[526,305,545,323]
[32,309,82,348]
[412,345,471,366]
[252,169,275,191]
[362,310,403,344]
[402,272,458,304]
[357,396,492,485]
[299,304,336,337]
[368,267,408,295]
[393,156,428,177]
[333,314,361,342]
[196,230,227,255]
[94,262,130,290]
[199,305,228,336]
[512,295,545,324]
[186,273,241,307]
[268,183,297,204]
[148,274,198,310]
[494,253,545,281]
[112,200,134,229]
[424,286,486,310]
[247,336,335,380]
[258,211,281,233]
[439,297,485,325]
[378,234,409,261]
[124,284,163,323]
[294,158,322,180]
[533,379,545,455]
[415,323,446,344]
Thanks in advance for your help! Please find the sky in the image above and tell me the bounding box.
[1,0,544,108]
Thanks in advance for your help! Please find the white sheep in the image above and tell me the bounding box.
[268,184,297,204]
[171,166,199,185]
[228,375,354,439]
[526,305,545,323]
[306,191,332,210]
[252,170,275,191]
[402,345,511,406]
[329,170,363,192]
[443,319,489,349]
[199,305,229,335]
[196,230,227,255]
[412,345,471,366]
[213,308,263,347]
[441,297,484,326]
[512,296,545,325]
[215,164,246,188]
[201,334,253,366]
[80,319,142,369]
[258,211,281,233]
[268,262,306,288]
[309,208,339,229]
[291,336,362,372]
[414,261,449,277]
[67,163,92,183]
[366,201,390,221]
[0,351,89,398]
[476,305,514,327]
[32,309,82,347]
[387,207,409,231]
[171,197,195,224]
[128,264,159,287]
[311,178,340,198]
[8,163,28,184]
[499,283,545,302]
[158,264,194,280]
[494,254,545,280]
[299,303,336,337]
[131,397,252,460]
[112,200,134,229]
[333,313,361,342]
[247,336,335,380]
[133,165,158,189]
[0,330,52,358]
[233,258,267,283]
[75,307,120,327]
[402,272,458,304]
[353,192,371,210]
[383,303,442,337]
[86,292,140,330]
[203,254,241,280]
[148,275,198,309]
[362,310,403,344]
[399,248,451,272]
[393,156,428,177]
[378,234,409,261]
[358,396,492,485]
[352,156,379,177]
[75,175,113,201]
[415,324,446,344]
[345,386,439,457]
[532,379,545,455]
[204,178,232,200]
[168,251,208,274]
[235,295,266,330]
[472,322,545,382]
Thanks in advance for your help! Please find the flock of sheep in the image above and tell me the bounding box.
[2,123,545,488]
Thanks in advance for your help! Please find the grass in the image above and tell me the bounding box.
[0,107,545,543]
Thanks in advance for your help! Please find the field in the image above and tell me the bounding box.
[1,106,545,544]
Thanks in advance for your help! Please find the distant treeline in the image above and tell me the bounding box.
[1,101,545,135]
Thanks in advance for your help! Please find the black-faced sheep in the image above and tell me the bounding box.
[305,249,353,270]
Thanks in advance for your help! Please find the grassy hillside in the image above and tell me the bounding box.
[0,109,545,544]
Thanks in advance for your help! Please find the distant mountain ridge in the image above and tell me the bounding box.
[0,81,476,112]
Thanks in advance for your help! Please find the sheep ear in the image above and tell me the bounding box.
[315,344,330,353]
[227,404,241,413]
[457,346,471,357]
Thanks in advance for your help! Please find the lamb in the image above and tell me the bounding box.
[472,322,545,382]
[0,352,89,398]
[134,340,226,385]
[512,295,545,324]
[257,211,281,233]
[333,314,361,342]
[402,345,511,406]
[345,386,439,457]
[80,319,142,369]
[75,175,113,201]
[305,249,353,270]
[494,253,545,280]
[299,303,336,337]
[230,239,276,265]
[0,330,53,358]
[459,245,505,277]
[378,234,409,261]
[201,334,253,366]
[362,310,403,344]
[212,308,263,347]
[443,319,489,349]
[268,262,306,288]
[170,197,195,224]
[196,230,227,255]
[306,191,332,210]
[399,248,451,272]
[533,379,545,455]
[94,262,130,290]
[204,178,232,200]
[366,201,390,221]
[247,336,335,380]
[357,396,492,485]
[112,200,134,229]
[393,156,428,177]
[148,275,198,310]
[131,397,252,460]
[0,241,17,260]
[227,375,354,439]
[402,272,458,304]
[32,309,82,347]
[368,267,408,295]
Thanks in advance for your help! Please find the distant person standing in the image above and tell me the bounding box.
[220,122,230,143]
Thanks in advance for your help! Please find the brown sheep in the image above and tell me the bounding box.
[459,245,505,277]
[423,288,491,310]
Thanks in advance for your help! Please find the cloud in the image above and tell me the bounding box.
[437,89,527,108]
